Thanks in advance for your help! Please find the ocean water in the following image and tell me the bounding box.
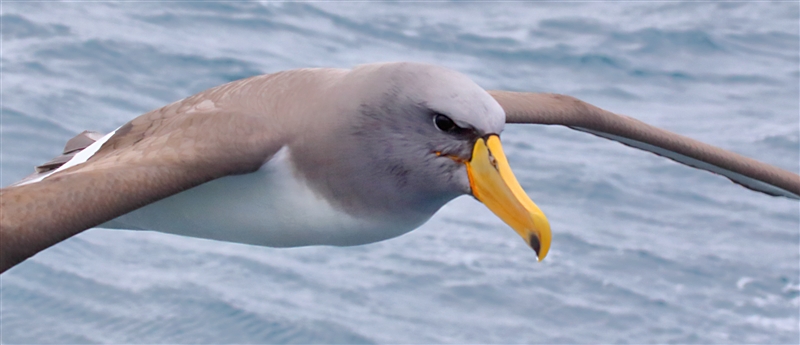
[1,1,798,343]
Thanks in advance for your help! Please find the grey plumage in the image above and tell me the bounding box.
[1,62,796,274]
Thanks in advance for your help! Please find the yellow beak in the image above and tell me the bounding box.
[465,135,551,261]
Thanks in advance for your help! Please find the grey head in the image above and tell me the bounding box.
[290,62,506,225]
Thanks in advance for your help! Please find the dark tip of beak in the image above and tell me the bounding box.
[529,234,541,257]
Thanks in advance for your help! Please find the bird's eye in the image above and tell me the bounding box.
[433,114,457,132]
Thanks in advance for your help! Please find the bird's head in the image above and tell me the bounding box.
[334,62,551,260]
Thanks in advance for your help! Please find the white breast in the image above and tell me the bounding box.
[101,147,423,247]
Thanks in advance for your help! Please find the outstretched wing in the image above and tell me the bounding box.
[489,91,800,199]
[0,76,288,273]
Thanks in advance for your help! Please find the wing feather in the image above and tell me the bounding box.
[0,75,290,273]
[489,91,800,199]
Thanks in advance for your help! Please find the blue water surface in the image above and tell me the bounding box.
[1,2,798,344]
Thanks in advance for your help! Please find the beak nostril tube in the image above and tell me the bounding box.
[466,136,552,261]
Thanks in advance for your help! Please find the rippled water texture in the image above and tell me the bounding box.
[1,2,798,344]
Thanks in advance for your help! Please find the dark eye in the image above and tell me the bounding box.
[433,114,458,132]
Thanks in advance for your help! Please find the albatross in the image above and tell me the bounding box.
[1,62,798,273]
